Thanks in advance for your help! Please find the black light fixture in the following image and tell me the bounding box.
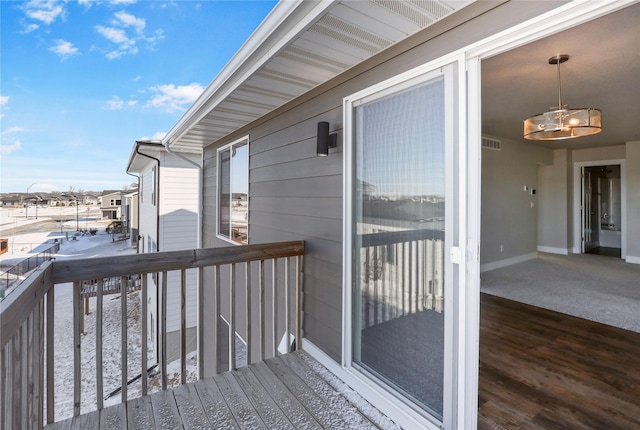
[316,121,337,156]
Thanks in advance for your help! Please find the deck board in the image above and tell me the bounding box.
[126,394,154,430]
[148,389,182,430]
[45,351,390,430]
[193,377,239,429]
[214,371,268,429]
[172,383,212,430]
[265,356,352,429]
[233,366,294,429]
[279,352,378,429]
[99,402,126,429]
[248,360,323,428]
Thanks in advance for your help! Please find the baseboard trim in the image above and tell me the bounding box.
[626,255,640,264]
[537,246,569,255]
[480,252,538,273]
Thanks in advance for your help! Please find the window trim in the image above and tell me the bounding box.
[216,135,250,245]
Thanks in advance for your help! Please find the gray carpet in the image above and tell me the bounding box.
[481,253,640,333]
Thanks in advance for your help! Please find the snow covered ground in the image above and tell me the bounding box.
[0,208,200,420]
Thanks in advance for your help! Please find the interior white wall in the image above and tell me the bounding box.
[480,136,552,271]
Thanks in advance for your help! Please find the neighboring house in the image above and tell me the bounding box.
[100,190,123,220]
[148,1,639,428]
[123,190,139,248]
[0,194,22,207]
[126,141,201,363]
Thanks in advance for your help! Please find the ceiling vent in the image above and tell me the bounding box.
[482,136,501,151]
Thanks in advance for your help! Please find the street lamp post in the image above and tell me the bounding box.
[26,183,36,219]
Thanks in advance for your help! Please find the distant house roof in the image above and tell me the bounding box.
[163,0,469,153]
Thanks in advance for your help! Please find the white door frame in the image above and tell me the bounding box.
[573,160,627,258]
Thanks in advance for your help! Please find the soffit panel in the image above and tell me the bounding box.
[169,0,461,152]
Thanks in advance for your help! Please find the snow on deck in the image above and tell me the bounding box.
[44,350,398,430]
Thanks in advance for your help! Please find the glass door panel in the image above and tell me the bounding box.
[351,72,447,419]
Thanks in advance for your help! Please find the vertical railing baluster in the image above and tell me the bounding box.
[120,276,127,403]
[402,242,407,316]
[73,281,81,416]
[259,260,265,361]
[295,255,302,351]
[161,271,167,390]
[13,326,23,429]
[272,258,278,357]
[96,279,104,410]
[229,264,236,371]
[364,248,371,327]
[214,265,220,374]
[245,262,252,365]
[141,275,148,395]
[180,269,186,385]
[284,257,290,353]
[197,267,204,380]
[21,311,29,427]
[36,299,44,429]
[46,288,54,424]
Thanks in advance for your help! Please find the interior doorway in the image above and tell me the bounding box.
[582,164,622,258]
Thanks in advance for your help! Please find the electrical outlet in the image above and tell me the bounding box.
[524,185,528,191]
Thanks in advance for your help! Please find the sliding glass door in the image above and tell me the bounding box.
[344,62,457,425]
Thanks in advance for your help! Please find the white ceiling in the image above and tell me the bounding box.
[481,2,640,149]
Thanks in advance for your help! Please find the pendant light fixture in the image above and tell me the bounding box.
[524,54,602,140]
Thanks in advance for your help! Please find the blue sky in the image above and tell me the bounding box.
[1,0,277,193]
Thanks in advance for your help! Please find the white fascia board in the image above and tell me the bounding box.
[164,0,335,150]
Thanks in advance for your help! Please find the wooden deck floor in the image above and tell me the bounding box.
[479,293,640,430]
[45,294,640,429]
[45,351,392,430]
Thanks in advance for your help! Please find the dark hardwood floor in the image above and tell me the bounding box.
[479,293,640,430]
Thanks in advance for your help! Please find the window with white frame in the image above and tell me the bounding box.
[217,136,249,244]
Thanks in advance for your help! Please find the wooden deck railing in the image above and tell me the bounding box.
[359,229,444,328]
[0,240,304,430]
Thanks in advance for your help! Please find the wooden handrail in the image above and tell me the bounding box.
[0,262,54,349]
[52,240,305,283]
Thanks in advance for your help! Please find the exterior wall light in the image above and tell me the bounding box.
[317,121,337,156]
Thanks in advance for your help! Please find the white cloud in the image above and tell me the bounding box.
[110,0,136,4]
[95,10,162,59]
[2,126,27,135]
[21,23,40,34]
[148,83,204,112]
[114,11,145,34]
[0,140,22,155]
[22,0,65,25]
[50,39,79,60]
[95,25,130,45]
[139,131,167,141]
[107,96,138,110]
[107,96,124,110]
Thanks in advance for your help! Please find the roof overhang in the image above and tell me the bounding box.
[164,0,471,152]
[126,141,165,174]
